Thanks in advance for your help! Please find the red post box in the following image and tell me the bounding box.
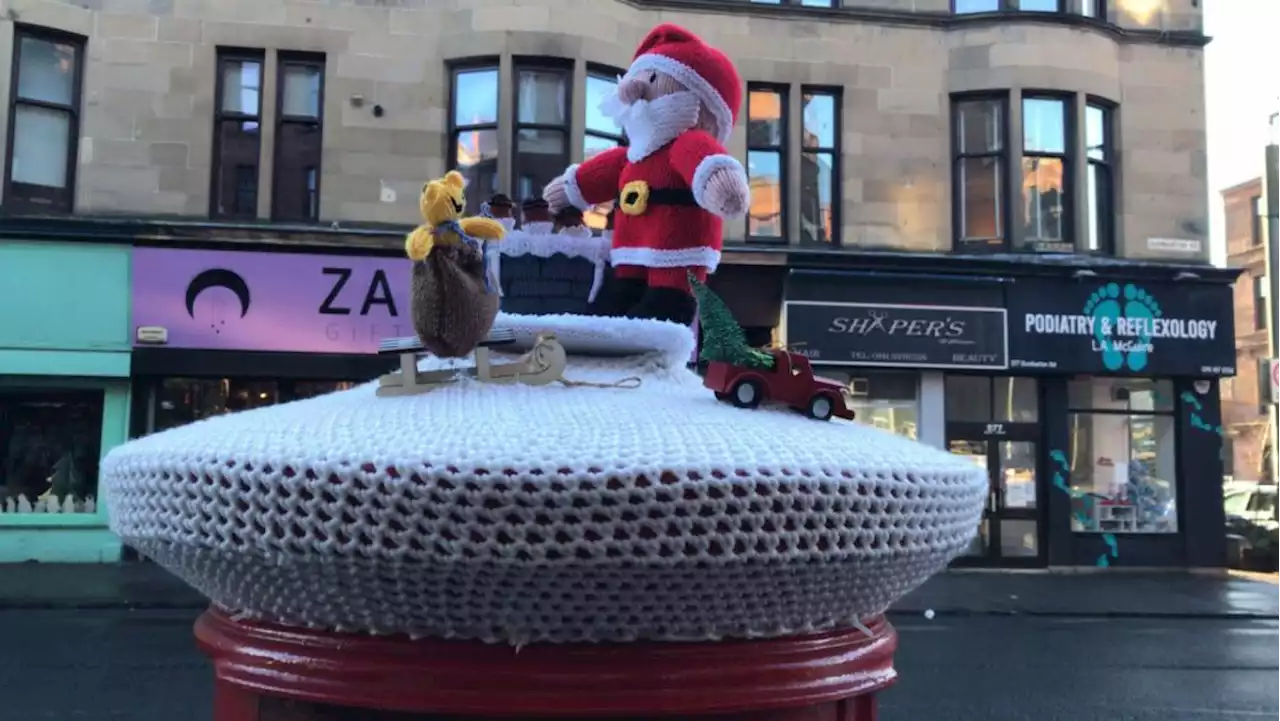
[197,608,897,721]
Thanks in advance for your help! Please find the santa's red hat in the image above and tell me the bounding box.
[625,23,742,144]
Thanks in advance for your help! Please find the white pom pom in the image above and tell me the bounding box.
[924,609,935,620]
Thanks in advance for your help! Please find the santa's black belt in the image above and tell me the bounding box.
[617,188,697,206]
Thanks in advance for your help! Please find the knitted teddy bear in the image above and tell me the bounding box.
[405,170,507,358]
[542,23,750,326]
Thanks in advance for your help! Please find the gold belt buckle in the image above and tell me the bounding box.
[619,180,650,217]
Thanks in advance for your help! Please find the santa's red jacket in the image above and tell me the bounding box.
[564,130,741,273]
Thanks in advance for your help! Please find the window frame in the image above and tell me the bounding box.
[1084,98,1115,255]
[1019,91,1074,252]
[210,47,266,220]
[445,59,501,215]
[749,0,837,5]
[1064,378,1179,536]
[583,64,626,152]
[1254,274,1268,332]
[1081,0,1106,18]
[952,0,1069,13]
[745,82,789,244]
[950,92,1011,252]
[3,24,86,215]
[1250,194,1263,247]
[271,51,326,223]
[799,85,841,246]
[510,58,573,206]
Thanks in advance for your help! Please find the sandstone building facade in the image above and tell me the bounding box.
[2,1,1243,570]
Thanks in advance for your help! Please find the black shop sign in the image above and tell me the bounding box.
[784,301,1009,370]
[1007,279,1236,376]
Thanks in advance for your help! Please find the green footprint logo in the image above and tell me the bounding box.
[1050,449,1118,567]
[1122,284,1161,372]
[1083,283,1123,370]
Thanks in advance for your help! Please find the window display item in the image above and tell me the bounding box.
[101,314,987,645]
[520,197,554,234]
[404,170,507,358]
[543,23,751,325]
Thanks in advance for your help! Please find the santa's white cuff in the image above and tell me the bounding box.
[691,154,747,216]
[562,164,591,211]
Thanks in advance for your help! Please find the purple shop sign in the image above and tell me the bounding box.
[132,247,412,354]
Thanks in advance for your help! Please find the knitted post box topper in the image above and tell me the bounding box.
[405,170,507,358]
[543,23,751,326]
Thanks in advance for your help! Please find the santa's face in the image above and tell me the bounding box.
[601,69,701,161]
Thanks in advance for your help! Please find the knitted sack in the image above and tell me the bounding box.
[410,242,499,358]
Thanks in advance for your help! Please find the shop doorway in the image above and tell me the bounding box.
[945,375,1045,567]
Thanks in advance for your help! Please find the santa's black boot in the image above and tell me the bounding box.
[590,271,647,317]
[626,287,698,325]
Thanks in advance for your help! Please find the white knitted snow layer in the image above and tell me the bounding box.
[102,316,986,644]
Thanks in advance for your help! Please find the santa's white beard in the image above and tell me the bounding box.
[600,90,701,162]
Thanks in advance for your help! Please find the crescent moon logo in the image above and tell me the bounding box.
[185,268,251,319]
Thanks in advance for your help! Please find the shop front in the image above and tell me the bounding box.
[0,241,133,562]
[128,246,405,439]
[782,265,1238,569]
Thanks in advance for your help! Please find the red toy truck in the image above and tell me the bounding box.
[704,350,856,422]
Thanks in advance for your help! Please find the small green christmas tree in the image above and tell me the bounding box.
[690,273,775,370]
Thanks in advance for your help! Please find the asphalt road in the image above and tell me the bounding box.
[0,610,1274,721]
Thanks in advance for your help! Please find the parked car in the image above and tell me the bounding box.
[704,349,855,422]
[1223,482,1278,572]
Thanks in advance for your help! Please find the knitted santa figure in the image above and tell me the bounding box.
[543,23,750,325]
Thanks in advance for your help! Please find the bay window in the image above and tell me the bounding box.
[1085,102,1114,254]
[583,70,624,230]
[746,84,787,241]
[952,95,1007,250]
[448,65,500,216]
[1020,96,1070,252]
[800,88,840,245]
[513,63,570,206]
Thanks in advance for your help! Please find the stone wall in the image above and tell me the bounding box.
[0,0,1208,260]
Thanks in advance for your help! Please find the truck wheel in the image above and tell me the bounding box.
[806,393,834,421]
[729,379,763,409]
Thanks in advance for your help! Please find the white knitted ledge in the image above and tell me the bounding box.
[101,317,986,644]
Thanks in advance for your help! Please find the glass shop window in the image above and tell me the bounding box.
[154,378,279,432]
[0,389,104,514]
[291,380,357,400]
[831,371,920,439]
[945,376,1039,423]
[1065,377,1177,534]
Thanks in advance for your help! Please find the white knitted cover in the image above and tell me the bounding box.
[102,315,986,644]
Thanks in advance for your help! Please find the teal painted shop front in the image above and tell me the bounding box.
[0,241,132,562]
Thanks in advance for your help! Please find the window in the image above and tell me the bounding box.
[952,96,1006,250]
[448,65,500,215]
[148,378,359,434]
[212,50,264,219]
[0,389,103,514]
[1250,195,1263,246]
[1021,96,1070,251]
[273,54,325,222]
[954,0,1063,11]
[1084,103,1114,254]
[1066,378,1177,534]
[833,371,920,439]
[4,27,83,214]
[513,63,570,207]
[800,88,839,245]
[747,84,787,241]
[750,0,836,5]
[583,69,624,230]
[1254,274,1268,331]
[945,376,1040,423]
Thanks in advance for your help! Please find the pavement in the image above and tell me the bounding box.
[0,560,1276,618]
[2,609,1275,721]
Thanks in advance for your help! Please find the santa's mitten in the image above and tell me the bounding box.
[699,163,751,219]
[626,287,698,326]
[542,175,572,213]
